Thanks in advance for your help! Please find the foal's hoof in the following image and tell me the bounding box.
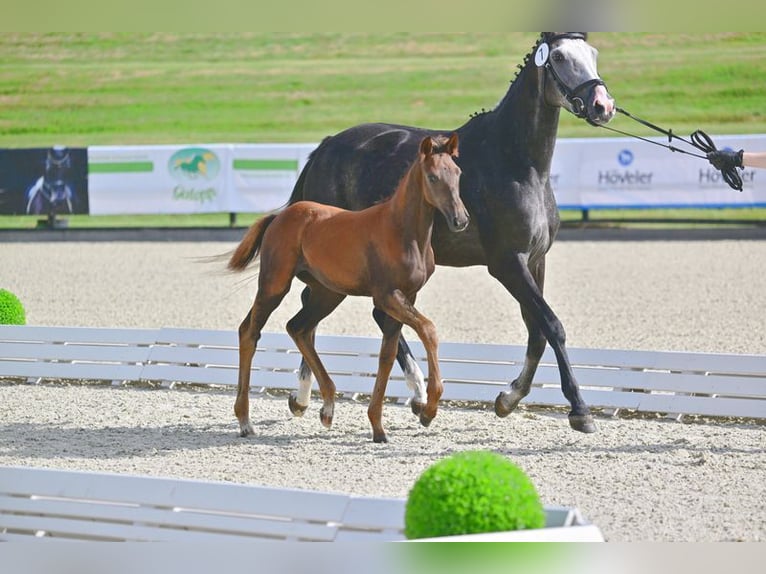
[494,390,522,418]
[319,407,333,429]
[569,414,598,433]
[373,432,388,444]
[410,400,425,416]
[419,413,434,428]
[288,392,308,417]
[238,422,255,438]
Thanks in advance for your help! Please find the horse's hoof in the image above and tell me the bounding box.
[410,400,425,416]
[419,412,434,428]
[288,392,308,417]
[373,433,388,443]
[319,407,333,429]
[494,390,522,418]
[569,414,597,433]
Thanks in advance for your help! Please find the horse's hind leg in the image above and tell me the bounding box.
[286,284,346,428]
[488,252,596,433]
[372,308,426,416]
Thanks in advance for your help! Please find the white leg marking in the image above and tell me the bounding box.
[404,356,427,403]
[296,371,313,406]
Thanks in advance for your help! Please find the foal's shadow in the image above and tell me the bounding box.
[0,416,380,459]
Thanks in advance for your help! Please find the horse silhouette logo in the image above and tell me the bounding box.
[168,148,221,182]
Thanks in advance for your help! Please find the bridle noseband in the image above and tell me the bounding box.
[539,33,605,122]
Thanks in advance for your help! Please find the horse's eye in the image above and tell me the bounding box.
[551,51,564,63]
[427,174,438,183]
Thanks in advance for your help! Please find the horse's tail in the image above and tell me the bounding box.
[227,214,278,271]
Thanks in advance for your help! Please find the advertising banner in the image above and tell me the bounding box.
[553,134,766,210]
[81,134,766,216]
[0,147,89,215]
[227,143,316,213]
[88,145,230,215]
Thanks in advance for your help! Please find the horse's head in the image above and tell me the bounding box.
[538,32,615,126]
[419,133,469,233]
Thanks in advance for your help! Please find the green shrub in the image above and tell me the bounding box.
[0,289,26,325]
[404,450,545,539]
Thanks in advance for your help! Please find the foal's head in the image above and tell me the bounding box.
[418,133,469,232]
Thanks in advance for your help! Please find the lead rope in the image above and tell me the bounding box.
[595,107,743,191]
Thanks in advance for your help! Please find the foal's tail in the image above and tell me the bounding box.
[227,214,278,271]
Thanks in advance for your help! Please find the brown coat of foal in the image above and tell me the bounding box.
[228,133,468,442]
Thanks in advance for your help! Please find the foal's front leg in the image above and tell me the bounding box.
[376,290,443,428]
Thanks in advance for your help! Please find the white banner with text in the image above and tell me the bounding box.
[86,135,766,215]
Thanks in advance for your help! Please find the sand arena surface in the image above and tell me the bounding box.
[1,236,764,541]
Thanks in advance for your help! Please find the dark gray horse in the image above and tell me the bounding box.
[285,33,615,433]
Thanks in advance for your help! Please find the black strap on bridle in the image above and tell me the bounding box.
[542,33,606,125]
[595,107,743,191]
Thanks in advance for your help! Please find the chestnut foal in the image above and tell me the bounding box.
[228,133,467,442]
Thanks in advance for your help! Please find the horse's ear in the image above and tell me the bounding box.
[420,137,433,157]
[447,132,459,157]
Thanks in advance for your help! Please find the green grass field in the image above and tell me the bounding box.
[1,32,765,228]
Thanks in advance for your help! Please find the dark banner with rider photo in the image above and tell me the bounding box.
[0,147,89,215]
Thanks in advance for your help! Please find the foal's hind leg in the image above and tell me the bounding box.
[372,308,427,416]
[236,287,290,437]
[290,287,316,418]
[368,313,403,443]
[286,283,346,428]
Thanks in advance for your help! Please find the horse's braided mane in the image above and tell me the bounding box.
[468,33,544,120]
[468,32,587,120]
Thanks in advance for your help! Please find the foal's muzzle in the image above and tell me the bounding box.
[448,212,470,233]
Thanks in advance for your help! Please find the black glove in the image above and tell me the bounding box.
[707,149,744,171]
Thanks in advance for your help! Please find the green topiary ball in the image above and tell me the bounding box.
[404,450,545,539]
[0,289,26,325]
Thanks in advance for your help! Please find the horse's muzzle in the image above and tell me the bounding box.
[587,84,616,125]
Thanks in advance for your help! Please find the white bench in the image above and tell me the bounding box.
[1,325,765,420]
[0,465,603,542]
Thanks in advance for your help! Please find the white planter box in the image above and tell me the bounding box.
[411,506,604,542]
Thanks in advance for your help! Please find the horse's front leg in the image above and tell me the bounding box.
[368,313,402,443]
[372,308,427,416]
[376,291,443,428]
[495,257,548,417]
[488,251,596,433]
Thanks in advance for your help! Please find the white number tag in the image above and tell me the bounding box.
[534,43,550,67]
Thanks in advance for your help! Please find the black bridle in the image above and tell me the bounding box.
[542,33,606,122]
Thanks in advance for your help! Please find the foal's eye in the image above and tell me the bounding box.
[427,174,438,183]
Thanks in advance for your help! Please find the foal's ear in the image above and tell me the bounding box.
[419,136,433,157]
[447,132,459,157]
